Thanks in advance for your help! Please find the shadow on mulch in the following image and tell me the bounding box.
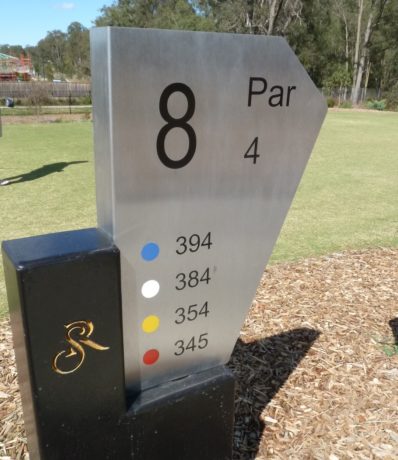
[389,318,398,344]
[228,327,320,460]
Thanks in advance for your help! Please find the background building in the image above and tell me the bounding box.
[0,53,33,81]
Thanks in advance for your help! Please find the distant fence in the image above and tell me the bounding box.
[0,82,91,99]
[321,87,381,102]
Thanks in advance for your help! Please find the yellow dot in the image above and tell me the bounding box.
[142,315,160,334]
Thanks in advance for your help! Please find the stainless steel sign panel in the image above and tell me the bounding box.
[90,27,327,392]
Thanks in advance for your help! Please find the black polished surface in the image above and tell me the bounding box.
[128,366,235,460]
[2,228,128,460]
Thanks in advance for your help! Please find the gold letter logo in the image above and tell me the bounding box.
[52,320,110,375]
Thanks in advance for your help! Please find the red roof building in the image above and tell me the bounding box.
[0,53,33,81]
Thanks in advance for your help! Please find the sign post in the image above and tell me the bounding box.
[2,27,326,459]
[90,27,327,395]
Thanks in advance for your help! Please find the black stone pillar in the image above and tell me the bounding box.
[128,366,235,460]
[2,228,129,460]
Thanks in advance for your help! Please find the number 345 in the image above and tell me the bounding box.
[174,333,209,356]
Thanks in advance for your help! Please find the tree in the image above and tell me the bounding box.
[287,0,345,88]
[198,0,303,35]
[324,66,352,103]
[350,0,389,104]
[2,0,398,95]
[95,0,214,31]
[333,0,354,74]
[36,30,68,77]
[0,45,25,57]
[26,23,90,79]
[66,22,90,78]
[368,0,398,97]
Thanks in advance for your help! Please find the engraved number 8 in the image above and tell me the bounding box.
[156,83,196,169]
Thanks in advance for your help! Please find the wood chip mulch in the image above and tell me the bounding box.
[1,247,397,460]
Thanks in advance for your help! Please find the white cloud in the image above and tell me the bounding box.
[55,2,76,10]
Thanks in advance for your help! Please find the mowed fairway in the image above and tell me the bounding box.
[0,111,398,316]
[0,121,96,317]
[271,110,398,261]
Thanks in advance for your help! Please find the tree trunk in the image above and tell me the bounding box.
[245,0,255,33]
[352,0,364,94]
[281,0,302,34]
[351,0,388,105]
[344,13,349,73]
[352,11,373,105]
[343,7,350,101]
[363,59,371,101]
[333,0,350,101]
[267,0,283,35]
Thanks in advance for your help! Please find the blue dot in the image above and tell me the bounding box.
[141,243,160,261]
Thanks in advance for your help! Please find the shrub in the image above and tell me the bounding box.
[339,100,352,109]
[327,97,336,108]
[26,83,52,114]
[367,99,386,111]
[79,95,92,105]
[385,83,398,111]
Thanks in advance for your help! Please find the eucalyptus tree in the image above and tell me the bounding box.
[197,0,304,35]
[66,22,90,78]
[368,0,398,97]
[36,30,68,78]
[95,0,214,31]
[350,0,389,104]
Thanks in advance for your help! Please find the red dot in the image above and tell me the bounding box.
[143,349,159,365]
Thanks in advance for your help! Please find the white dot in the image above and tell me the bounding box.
[141,280,160,298]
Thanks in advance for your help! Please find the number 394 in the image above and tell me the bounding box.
[176,231,212,255]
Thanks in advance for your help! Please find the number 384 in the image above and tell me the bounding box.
[175,267,211,290]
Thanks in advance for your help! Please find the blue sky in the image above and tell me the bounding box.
[1,1,110,47]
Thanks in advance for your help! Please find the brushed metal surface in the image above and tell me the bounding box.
[91,27,327,392]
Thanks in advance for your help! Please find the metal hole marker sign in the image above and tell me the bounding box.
[0,27,327,460]
[91,27,327,395]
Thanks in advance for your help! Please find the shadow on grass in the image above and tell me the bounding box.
[228,328,320,460]
[389,318,398,344]
[0,161,88,185]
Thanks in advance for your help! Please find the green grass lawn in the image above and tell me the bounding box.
[1,106,92,116]
[0,111,397,316]
[0,122,96,317]
[270,110,398,262]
